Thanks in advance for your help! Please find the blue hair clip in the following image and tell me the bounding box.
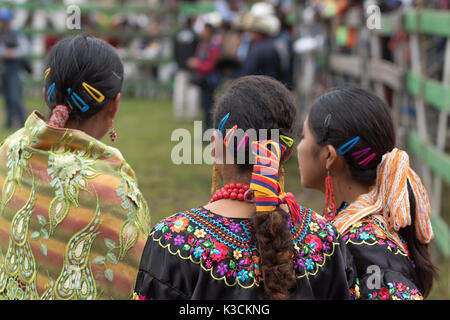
[338,136,360,155]
[67,88,90,112]
[218,113,230,136]
[47,83,55,102]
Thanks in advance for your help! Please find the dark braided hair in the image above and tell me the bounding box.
[212,75,298,299]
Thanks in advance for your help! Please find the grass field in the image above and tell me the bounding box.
[0,95,449,299]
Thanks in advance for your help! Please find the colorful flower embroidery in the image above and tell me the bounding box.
[174,235,185,246]
[170,216,189,233]
[308,222,320,232]
[133,292,147,300]
[151,206,341,289]
[233,249,243,260]
[342,217,408,256]
[305,259,314,270]
[305,234,323,253]
[367,282,423,300]
[194,228,206,238]
[210,242,228,262]
[349,278,360,300]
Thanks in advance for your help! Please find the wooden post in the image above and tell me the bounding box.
[408,8,433,193]
[431,39,450,216]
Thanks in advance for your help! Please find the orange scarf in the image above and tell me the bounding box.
[333,148,433,244]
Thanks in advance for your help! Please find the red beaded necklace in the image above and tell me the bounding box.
[209,183,254,203]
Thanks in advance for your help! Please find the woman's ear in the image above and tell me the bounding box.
[107,93,121,120]
[43,87,50,109]
[211,130,224,164]
[325,144,338,171]
[281,146,294,164]
[210,130,217,159]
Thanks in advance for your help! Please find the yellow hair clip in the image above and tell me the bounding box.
[82,82,105,103]
[280,135,294,148]
[44,68,51,80]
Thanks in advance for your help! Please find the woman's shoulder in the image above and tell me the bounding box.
[149,207,263,289]
[342,215,409,257]
[289,206,344,278]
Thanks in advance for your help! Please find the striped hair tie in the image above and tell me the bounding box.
[249,140,301,226]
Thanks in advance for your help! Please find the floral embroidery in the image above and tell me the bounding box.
[133,292,147,300]
[367,282,423,300]
[210,243,228,262]
[151,206,341,288]
[349,278,360,300]
[305,234,323,252]
[291,210,340,278]
[342,216,408,256]
[194,228,206,238]
[6,278,26,300]
[115,162,151,258]
[170,216,189,233]
[47,144,98,234]
[1,134,33,216]
[308,222,320,232]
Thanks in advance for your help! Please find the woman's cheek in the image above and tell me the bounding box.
[297,144,306,179]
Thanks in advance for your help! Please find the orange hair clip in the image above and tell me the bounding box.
[224,125,238,147]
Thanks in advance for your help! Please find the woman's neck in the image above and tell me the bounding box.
[65,116,104,140]
[204,166,255,219]
[333,175,370,209]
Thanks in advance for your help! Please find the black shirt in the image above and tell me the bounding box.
[134,206,354,300]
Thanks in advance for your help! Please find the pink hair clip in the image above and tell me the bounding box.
[237,134,249,151]
[352,147,376,165]
[352,147,371,159]
[358,153,377,166]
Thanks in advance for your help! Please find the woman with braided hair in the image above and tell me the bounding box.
[134,75,353,300]
[0,35,151,300]
[297,86,438,300]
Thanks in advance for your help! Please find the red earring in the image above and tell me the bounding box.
[109,121,117,142]
[324,170,337,221]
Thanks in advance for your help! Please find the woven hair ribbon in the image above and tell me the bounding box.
[249,140,301,226]
[333,148,433,244]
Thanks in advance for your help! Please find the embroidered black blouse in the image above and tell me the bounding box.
[134,206,354,300]
[336,202,424,300]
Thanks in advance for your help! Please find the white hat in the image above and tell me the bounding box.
[244,12,280,36]
[203,12,223,28]
[250,2,275,17]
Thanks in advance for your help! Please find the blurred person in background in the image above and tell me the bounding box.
[173,16,199,122]
[234,2,289,87]
[187,12,223,130]
[274,1,296,89]
[0,8,30,129]
[215,0,246,24]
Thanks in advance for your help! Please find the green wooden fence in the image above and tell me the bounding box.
[402,8,450,257]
